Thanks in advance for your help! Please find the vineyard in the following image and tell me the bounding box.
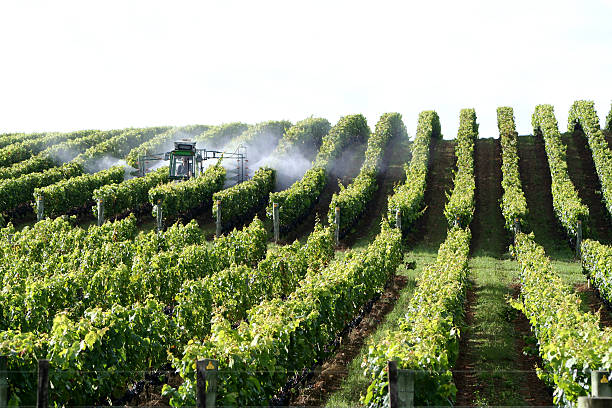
[1,102,612,408]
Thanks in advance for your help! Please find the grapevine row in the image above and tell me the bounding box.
[147,121,289,222]
[208,118,330,231]
[92,166,169,219]
[194,122,249,148]
[1,218,266,333]
[148,164,226,219]
[224,120,292,161]
[444,108,478,227]
[567,100,612,220]
[327,112,406,236]
[0,129,98,168]
[272,117,330,157]
[0,132,46,150]
[513,232,612,406]
[268,114,370,230]
[362,227,471,406]
[76,126,171,170]
[0,215,138,288]
[33,167,125,218]
[387,110,441,231]
[581,239,612,306]
[363,110,473,405]
[174,224,334,343]
[532,104,588,238]
[164,222,402,406]
[0,219,270,405]
[497,107,528,230]
[0,162,83,214]
[212,166,275,231]
[0,129,141,215]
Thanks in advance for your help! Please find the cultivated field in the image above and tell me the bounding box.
[1,101,612,407]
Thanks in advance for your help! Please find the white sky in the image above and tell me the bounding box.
[1,0,611,139]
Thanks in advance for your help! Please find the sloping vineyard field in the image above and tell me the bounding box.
[1,102,612,407]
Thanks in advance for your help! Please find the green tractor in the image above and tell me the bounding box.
[137,140,247,182]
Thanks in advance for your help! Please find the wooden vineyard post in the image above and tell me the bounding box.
[577,398,612,407]
[96,198,105,226]
[0,356,7,408]
[37,359,49,408]
[334,206,340,246]
[592,371,612,397]
[36,195,44,222]
[215,200,222,237]
[155,200,163,233]
[577,371,612,407]
[388,361,414,408]
[514,218,520,245]
[272,202,280,243]
[396,209,402,231]
[577,220,583,258]
[196,359,218,408]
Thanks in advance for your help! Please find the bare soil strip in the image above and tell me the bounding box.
[517,135,574,258]
[289,274,409,406]
[405,138,457,249]
[511,286,555,406]
[564,129,612,244]
[342,131,409,248]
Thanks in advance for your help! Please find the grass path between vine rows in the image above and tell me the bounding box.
[321,138,456,407]
[453,138,552,406]
[288,128,411,405]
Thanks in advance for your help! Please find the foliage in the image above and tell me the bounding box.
[148,163,226,219]
[0,162,83,214]
[329,113,405,236]
[568,100,612,221]
[387,111,440,230]
[497,107,528,230]
[512,232,612,406]
[0,218,268,405]
[581,239,612,306]
[175,224,334,341]
[92,166,169,218]
[362,227,470,407]
[76,126,171,169]
[0,153,56,181]
[194,122,249,149]
[0,132,46,150]
[224,120,292,158]
[444,109,477,227]
[34,166,125,218]
[164,221,402,406]
[532,104,588,238]
[212,166,275,231]
[268,114,370,230]
[0,130,98,167]
[607,102,612,131]
[273,117,331,157]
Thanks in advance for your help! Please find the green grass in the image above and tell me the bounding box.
[325,249,433,408]
[461,255,526,406]
[326,140,453,407]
